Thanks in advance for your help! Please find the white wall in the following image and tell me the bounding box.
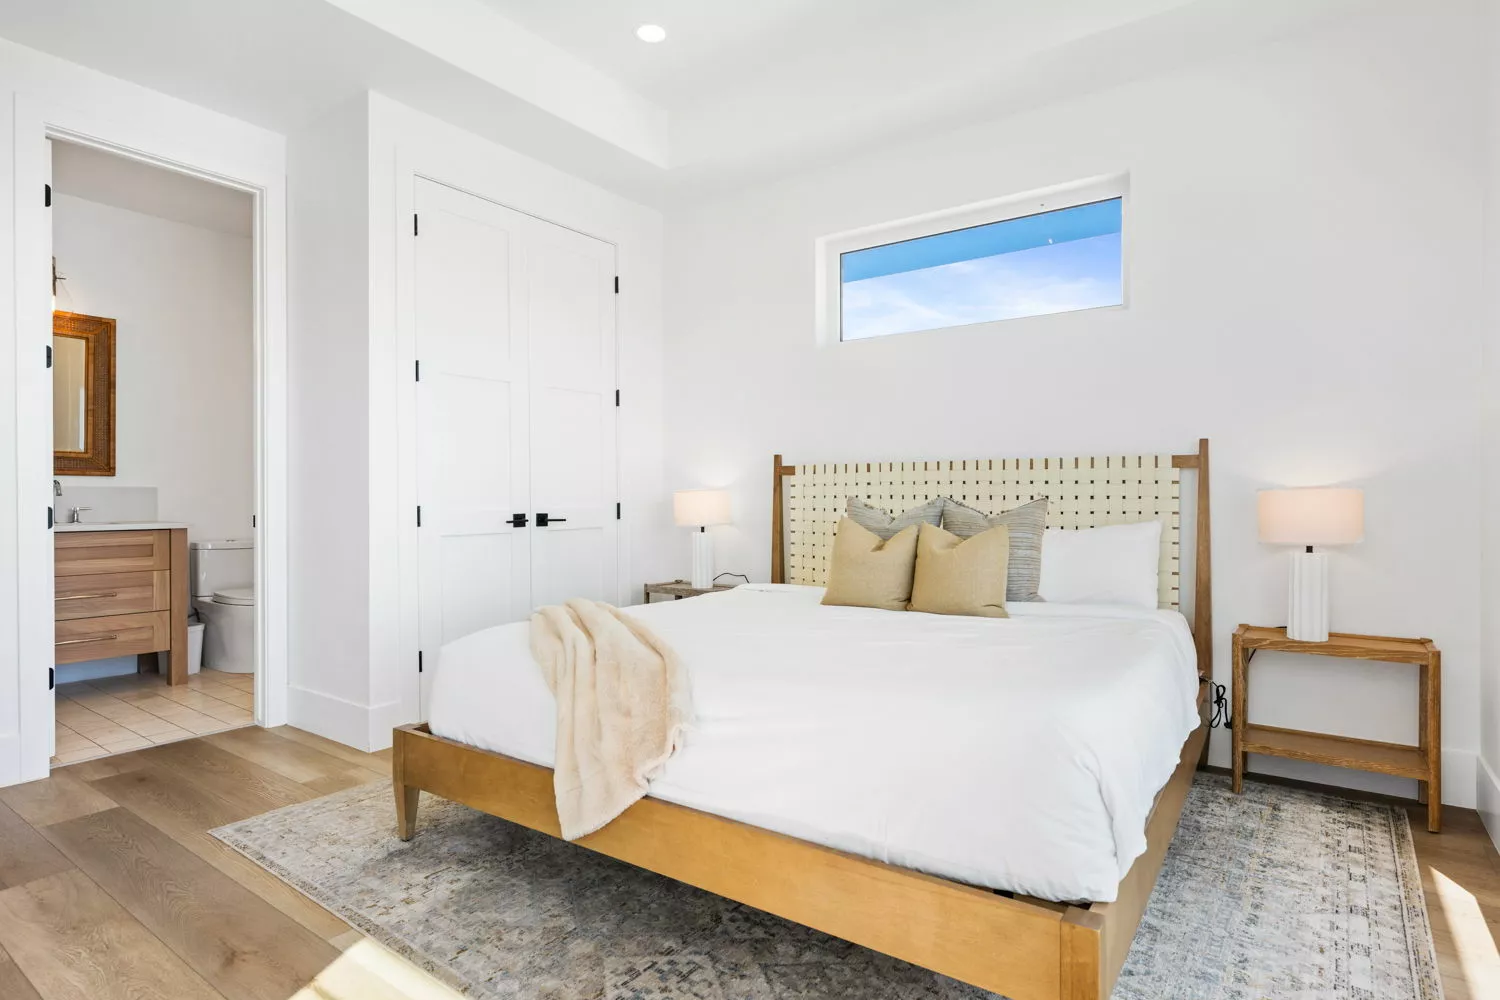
[1481,0,1500,850]
[665,7,1486,804]
[286,92,670,751]
[286,96,374,747]
[53,192,253,541]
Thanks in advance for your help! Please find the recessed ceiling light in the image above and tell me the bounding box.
[636,24,666,43]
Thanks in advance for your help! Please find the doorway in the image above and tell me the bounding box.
[47,139,258,765]
[9,94,288,786]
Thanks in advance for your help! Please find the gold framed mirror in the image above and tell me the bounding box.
[53,311,116,476]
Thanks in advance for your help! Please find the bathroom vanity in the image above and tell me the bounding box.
[54,523,191,685]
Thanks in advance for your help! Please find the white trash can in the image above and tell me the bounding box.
[187,621,205,675]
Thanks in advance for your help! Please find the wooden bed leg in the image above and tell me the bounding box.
[392,725,419,840]
[1060,907,1104,1000]
[396,782,419,841]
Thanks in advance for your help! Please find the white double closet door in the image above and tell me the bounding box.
[415,179,617,714]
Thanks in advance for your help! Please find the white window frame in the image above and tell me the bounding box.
[814,173,1130,346]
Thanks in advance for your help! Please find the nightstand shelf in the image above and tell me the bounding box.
[1240,723,1430,780]
[1232,624,1442,832]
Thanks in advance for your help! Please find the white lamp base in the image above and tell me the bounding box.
[690,529,714,590]
[1287,549,1329,642]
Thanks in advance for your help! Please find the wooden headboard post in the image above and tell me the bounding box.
[771,453,794,584]
[1170,438,1212,680]
[771,440,1212,678]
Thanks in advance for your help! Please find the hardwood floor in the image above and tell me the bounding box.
[0,728,1494,999]
[0,725,462,1000]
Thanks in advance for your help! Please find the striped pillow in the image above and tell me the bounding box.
[845,496,945,540]
[940,497,1048,602]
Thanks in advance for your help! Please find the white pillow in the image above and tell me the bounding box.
[1038,520,1162,609]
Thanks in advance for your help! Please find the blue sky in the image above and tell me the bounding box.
[840,200,1123,341]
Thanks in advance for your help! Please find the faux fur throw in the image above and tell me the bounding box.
[530,599,692,841]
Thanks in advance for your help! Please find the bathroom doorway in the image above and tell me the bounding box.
[45,140,259,766]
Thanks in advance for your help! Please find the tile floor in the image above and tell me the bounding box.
[52,667,255,766]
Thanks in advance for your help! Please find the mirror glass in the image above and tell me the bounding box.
[53,334,89,452]
[52,311,115,477]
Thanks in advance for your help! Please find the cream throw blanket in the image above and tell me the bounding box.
[530,599,692,841]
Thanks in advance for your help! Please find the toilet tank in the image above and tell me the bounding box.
[188,539,254,599]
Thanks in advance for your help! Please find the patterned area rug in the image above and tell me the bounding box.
[212,774,1441,999]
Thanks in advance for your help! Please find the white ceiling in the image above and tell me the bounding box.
[0,0,1362,205]
[482,0,1190,109]
[51,140,252,238]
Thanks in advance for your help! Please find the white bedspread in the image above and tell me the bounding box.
[427,584,1201,902]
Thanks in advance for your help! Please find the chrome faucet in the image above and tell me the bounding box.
[69,506,91,524]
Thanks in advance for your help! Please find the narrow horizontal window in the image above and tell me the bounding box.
[838,197,1123,341]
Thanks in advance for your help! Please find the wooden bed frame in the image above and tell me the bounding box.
[393,439,1213,1000]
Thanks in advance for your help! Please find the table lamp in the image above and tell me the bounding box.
[1257,487,1364,642]
[673,489,731,589]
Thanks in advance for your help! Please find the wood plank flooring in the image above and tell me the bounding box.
[0,725,462,1000]
[0,727,1494,999]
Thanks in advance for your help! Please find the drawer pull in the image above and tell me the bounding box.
[56,592,119,602]
[56,634,120,646]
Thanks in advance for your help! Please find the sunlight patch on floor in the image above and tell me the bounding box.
[1427,865,1500,995]
[288,937,465,1000]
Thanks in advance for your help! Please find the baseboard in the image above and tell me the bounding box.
[1479,755,1500,854]
[0,732,21,788]
[287,685,415,754]
[287,685,380,751]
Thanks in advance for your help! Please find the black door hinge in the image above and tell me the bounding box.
[615,389,620,406]
[413,213,419,236]
[415,359,421,382]
[614,275,619,294]
[416,505,422,527]
[48,667,55,691]
[44,184,51,207]
[418,651,424,674]
[46,506,53,530]
[45,344,52,368]
[616,502,621,520]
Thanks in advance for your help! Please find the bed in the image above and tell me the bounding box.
[393,439,1212,1000]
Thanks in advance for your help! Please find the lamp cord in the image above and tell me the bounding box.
[1206,680,1232,729]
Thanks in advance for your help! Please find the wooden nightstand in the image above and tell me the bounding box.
[643,580,737,603]
[1231,625,1442,832]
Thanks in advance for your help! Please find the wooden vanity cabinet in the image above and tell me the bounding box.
[54,528,190,684]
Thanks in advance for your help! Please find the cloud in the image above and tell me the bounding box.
[841,234,1121,340]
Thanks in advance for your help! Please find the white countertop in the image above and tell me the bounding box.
[54,521,190,533]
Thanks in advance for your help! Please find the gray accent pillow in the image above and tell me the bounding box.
[845,496,945,540]
[940,496,1048,602]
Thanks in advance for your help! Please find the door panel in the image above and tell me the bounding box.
[527,226,618,609]
[415,180,531,715]
[415,179,618,717]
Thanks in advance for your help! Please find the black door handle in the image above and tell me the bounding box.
[536,513,568,527]
[510,513,528,528]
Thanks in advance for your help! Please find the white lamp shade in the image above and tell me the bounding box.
[673,489,731,527]
[1257,487,1364,546]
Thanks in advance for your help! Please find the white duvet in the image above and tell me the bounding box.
[427,584,1201,902]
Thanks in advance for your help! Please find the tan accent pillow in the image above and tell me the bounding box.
[820,518,919,612]
[909,522,1010,618]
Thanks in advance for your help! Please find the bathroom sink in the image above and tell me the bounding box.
[55,520,192,531]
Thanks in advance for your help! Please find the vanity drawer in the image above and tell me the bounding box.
[54,571,169,621]
[55,530,170,576]
[54,611,170,665]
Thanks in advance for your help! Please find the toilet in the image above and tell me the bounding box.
[189,539,255,674]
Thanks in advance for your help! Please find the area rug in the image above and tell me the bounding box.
[212,773,1442,999]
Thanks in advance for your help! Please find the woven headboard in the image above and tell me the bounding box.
[770,440,1212,677]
